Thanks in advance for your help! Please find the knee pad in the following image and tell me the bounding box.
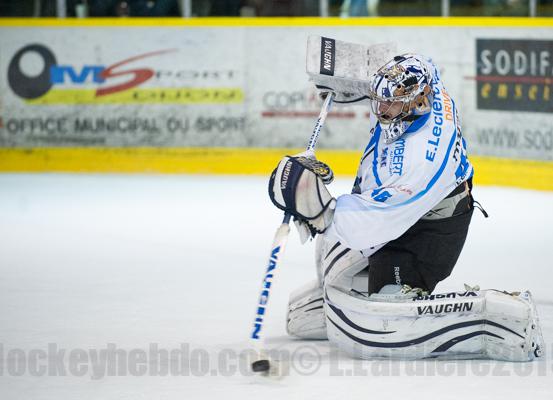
[287,237,368,339]
[319,236,367,290]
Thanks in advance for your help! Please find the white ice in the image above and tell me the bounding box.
[0,174,552,400]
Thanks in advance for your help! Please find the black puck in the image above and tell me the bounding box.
[251,359,271,373]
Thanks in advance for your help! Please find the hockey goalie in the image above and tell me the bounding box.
[268,47,544,361]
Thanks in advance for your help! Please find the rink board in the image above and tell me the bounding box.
[0,147,551,191]
[0,17,552,190]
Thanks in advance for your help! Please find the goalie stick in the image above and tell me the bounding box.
[249,92,335,374]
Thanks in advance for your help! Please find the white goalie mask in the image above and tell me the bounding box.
[368,54,434,143]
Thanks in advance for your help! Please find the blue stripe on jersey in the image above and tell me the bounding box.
[397,119,458,207]
[339,103,460,212]
[386,103,459,208]
[405,112,430,135]
[363,127,378,155]
[367,115,428,187]
[371,124,383,186]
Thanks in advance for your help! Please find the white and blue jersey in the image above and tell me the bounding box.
[325,66,473,253]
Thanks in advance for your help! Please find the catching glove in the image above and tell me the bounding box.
[268,151,335,242]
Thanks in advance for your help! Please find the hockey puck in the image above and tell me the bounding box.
[251,359,271,373]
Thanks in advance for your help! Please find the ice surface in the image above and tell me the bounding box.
[0,174,551,400]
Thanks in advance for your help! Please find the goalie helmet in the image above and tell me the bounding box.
[368,54,434,143]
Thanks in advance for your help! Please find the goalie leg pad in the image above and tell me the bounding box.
[319,237,368,290]
[287,280,327,339]
[286,237,372,340]
[324,286,544,361]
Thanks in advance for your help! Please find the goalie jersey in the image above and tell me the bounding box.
[325,66,473,253]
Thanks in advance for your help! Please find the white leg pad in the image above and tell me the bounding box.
[325,286,544,361]
[287,280,327,339]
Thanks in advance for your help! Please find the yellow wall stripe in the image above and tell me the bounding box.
[25,88,244,105]
[0,147,551,191]
[0,17,552,28]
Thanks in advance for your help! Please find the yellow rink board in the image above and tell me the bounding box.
[0,147,551,191]
[1,17,551,190]
[1,17,553,28]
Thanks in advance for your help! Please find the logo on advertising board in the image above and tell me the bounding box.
[7,44,243,105]
[475,39,553,113]
[260,89,355,119]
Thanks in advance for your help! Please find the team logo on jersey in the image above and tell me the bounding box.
[380,147,388,167]
[425,88,453,163]
[389,138,405,176]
